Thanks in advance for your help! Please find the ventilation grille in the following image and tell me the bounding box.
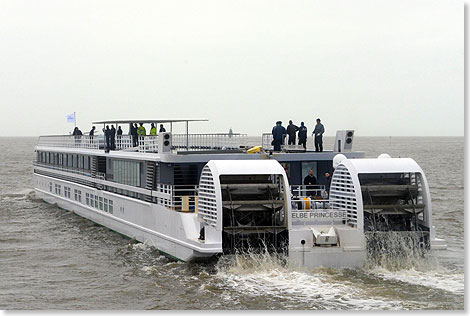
[197,166,218,227]
[329,164,358,227]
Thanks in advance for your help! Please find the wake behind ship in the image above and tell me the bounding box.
[33,119,447,268]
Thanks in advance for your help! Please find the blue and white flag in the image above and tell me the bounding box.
[66,113,75,123]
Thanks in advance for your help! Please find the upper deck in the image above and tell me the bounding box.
[35,132,364,162]
[35,118,364,166]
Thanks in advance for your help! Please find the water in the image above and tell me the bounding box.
[0,136,464,309]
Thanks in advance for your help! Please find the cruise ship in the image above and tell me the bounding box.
[33,119,447,268]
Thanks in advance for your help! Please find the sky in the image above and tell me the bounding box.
[0,0,464,136]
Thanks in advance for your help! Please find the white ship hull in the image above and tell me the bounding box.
[34,173,221,262]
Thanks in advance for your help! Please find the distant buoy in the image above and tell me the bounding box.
[378,153,391,159]
[333,154,347,169]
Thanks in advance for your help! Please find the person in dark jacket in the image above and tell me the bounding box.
[131,123,138,147]
[303,169,317,196]
[286,120,299,145]
[110,125,116,150]
[89,126,96,144]
[312,118,325,152]
[159,124,166,133]
[104,125,111,150]
[72,127,82,145]
[116,126,123,148]
[298,122,307,150]
[271,121,287,152]
[324,172,332,194]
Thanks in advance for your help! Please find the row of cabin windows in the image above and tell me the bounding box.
[85,193,113,214]
[48,181,113,214]
[37,151,91,171]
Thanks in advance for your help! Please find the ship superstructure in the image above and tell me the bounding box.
[33,119,446,268]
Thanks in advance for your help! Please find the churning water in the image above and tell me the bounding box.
[0,136,464,309]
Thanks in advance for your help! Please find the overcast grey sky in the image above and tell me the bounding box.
[0,0,463,136]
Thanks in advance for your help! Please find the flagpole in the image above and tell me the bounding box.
[74,112,76,128]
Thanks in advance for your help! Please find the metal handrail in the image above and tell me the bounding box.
[291,198,331,211]
[33,161,92,177]
[37,134,134,151]
[138,136,159,153]
[172,133,247,151]
[290,184,326,198]
[261,133,288,150]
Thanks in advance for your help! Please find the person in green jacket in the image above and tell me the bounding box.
[150,123,157,135]
[137,123,146,136]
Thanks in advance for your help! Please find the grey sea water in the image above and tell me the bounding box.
[0,136,464,309]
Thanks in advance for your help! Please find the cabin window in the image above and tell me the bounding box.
[113,160,141,187]
[104,198,108,212]
[49,182,53,192]
[74,189,82,202]
[99,197,103,210]
[86,193,90,205]
[94,195,99,209]
[78,156,83,169]
[55,184,61,195]
[109,200,113,214]
[64,187,71,198]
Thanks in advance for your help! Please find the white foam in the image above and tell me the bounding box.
[368,266,464,295]
[215,254,404,310]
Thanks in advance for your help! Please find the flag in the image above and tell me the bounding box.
[66,113,75,123]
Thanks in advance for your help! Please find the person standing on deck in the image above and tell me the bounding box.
[324,172,332,196]
[137,123,146,147]
[89,126,96,144]
[110,125,116,150]
[150,123,157,135]
[137,123,146,136]
[159,124,166,133]
[312,118,325,152]
[298,122,307,150]
[116,126,123,148]
[104,125,111,150]
[303,169,317,196]
[286,120,299,145]
[271,121,286,152]
[72,127,83,146]
[131,123,138,147]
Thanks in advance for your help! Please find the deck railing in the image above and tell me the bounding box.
[290,184,326,198]
[33,161,92,177]
[262,133,306,151]
[138,136,158,153]
[172,133,247,151]
[154,183,198,212]
[262,133,290,150]
[115,135,133,150]
[170,185,198,212]
[37,135,134,151]
[37,135,100,149]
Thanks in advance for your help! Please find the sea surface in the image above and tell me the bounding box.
[0,136,464,310]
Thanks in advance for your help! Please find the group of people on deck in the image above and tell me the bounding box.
[271,118,325,152]
[128,123,166,147]
[71,122,167,150]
